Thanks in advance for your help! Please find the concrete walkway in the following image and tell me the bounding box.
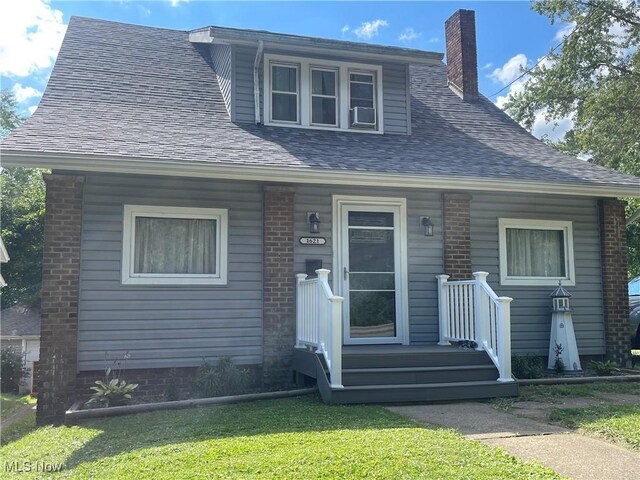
[389,402,640,479]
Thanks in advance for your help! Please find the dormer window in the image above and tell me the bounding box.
[270,64,299,123]
[264,54,383,134]
[311,68,338,126]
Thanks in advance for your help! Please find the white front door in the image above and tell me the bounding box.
[333,196,409,345]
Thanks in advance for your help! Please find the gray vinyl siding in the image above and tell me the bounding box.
[470,192,604,356]
[77,174,263,371]
[232,47,410,134]
[293,186,443,344]
[210,44,232,117]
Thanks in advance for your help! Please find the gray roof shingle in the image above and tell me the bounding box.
[1,305,41,337]
[2,17,638,192]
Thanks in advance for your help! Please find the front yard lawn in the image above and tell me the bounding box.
[518,382,640,403]
[0,395,560,479]
[549,403,640,451]
[1,394,36,416]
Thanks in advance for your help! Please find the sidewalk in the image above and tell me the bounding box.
[389,402,640,480]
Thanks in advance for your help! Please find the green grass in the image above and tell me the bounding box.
[549,403,640,451]
[518,382,640,403]
[1,394,36,416]
[0,395,561,479]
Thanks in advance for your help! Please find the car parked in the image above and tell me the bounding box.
[630,277,640,349]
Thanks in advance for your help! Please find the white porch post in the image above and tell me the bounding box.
[472,271,489,351]
[316,269,330,353]
[329,295,344,388]
[295,273,307,348]
[496,296,514,382]
[436,274,450,345]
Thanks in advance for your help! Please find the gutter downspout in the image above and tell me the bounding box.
[254,40,264,125]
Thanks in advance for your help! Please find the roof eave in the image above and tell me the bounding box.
[189,27,444,65]
[3,150,639,198]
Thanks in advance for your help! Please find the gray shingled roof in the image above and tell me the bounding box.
[2,17,638,192]
[1,305,41,337]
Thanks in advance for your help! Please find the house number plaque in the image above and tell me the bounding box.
[299,237,326,245]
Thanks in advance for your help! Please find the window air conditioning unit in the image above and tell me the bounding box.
[350,107,376,128]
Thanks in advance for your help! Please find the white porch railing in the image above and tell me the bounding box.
[295,269,344,388]
[436,271,514,382]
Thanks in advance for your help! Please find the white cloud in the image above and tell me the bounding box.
[398,27,421,43]
[489,53,528,85]
[170,0,187,6]
[0,0,67,77]
[428,37,439,44]
[531,111,574,142]
[482,62,493,70]
[28,105,38,115]
[554,21,576,42]
[353,19,388,40]
[341,25,350,35]
[11,83,41,102]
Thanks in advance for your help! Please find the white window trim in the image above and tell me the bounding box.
[269,63,300,125]
[498,218,576,287]
[121,205,228,286]
[263,53,384,134]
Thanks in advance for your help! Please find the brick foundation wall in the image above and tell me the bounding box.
[37,174,85,424]
[75,365,262,403]
[599,198,632,366]
[442,193,472,280]
[445,9,478,99]
[262,186,296,386]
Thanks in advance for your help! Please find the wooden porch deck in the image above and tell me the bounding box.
[293,344,518,404]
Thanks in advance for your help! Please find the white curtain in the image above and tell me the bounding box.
[506,228,565,277]
[134,217,216,274]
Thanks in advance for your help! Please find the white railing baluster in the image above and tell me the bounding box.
[294,269,344,389]
[435,272,514,383]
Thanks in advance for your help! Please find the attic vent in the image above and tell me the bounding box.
[350,107,376,128]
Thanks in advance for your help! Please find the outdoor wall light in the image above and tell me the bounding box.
[308,212,321,234]
[420,216,434,237]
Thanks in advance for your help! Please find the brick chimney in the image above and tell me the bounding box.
[445,9,479,100]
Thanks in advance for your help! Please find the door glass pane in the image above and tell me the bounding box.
[312,70,336,95]
[272,93,297,122]
[311,97,336,125]
[272,65,297,92]
[349,273,395,290]
[349,229,394,272]
[348,211,393,227]
[350,291,396,338]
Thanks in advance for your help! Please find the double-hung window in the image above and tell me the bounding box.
[270,64,299,123]
[121,205,228,285]
[311,68,338,126]
[264,54,383,133]
[499,219,575,286]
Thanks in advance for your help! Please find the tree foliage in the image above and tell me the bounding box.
[1,90,46,308]
[505,0,640,278]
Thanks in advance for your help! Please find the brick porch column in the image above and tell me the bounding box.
[598,198,631,366]
[262,185,296,385]
[37,174,84,424]
[442,193,472,280]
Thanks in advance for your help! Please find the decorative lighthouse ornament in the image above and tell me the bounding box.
[548,282,582,373]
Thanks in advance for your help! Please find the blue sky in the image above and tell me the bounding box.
[1,1,574,140]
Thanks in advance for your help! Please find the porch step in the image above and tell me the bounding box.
[342,364,499,386]
[328,379,519,404]
[342,349,492,369]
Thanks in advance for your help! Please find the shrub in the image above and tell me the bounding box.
[588,360,620,376]
[192,357,249,398]
[511,355,545,379]
[553,343,565,374]
[1,346,28,393]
